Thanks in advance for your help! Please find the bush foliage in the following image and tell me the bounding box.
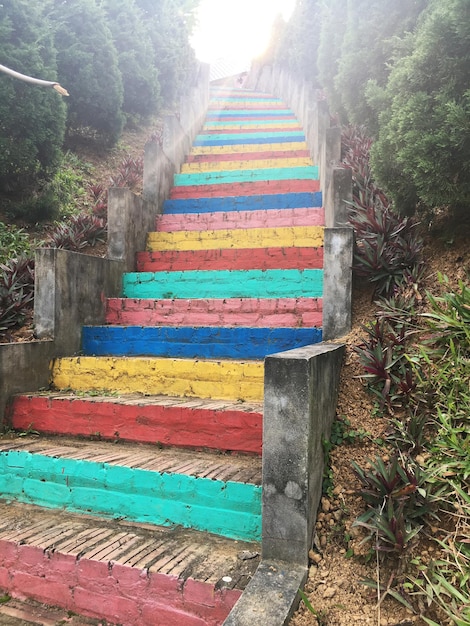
[267,0,469,216]
[0,0,66,194]
[0,0,198,196]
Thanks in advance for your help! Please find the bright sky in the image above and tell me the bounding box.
[191,0,295,67]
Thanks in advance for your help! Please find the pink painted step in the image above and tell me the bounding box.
[0,500,258,626]
[105,297,322,328]
[155,207,325,231]
[135,246,324,272]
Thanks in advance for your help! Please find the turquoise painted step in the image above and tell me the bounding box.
[173,166,319,186]
[206,110,293,117]
[81,326,323,359]
[0,446,261,541]
[122,269,323,300]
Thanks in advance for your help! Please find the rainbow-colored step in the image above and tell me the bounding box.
[5,87,325,625]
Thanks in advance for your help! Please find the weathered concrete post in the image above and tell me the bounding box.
[321,126,342,202]
[162,114,180,174]
[323,228,354,340]
[225,343,345,626]
[311,100,330,166]
[262,343,346,566]
[325,166,353,228]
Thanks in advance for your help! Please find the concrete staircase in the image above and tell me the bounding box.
[3,87,324,625]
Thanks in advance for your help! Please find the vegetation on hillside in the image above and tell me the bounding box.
[0,0,198,204]
[262,0,470,219]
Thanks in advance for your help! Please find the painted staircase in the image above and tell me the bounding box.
[3,88,324,625]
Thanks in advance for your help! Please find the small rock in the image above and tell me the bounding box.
[238,550,259,560]
[321,497,331,513]
[323,586,336,599]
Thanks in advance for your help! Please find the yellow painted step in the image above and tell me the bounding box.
[190,142,308,156]
[147,226,324,252]
[181,157,313,173]
[51,356,264,402]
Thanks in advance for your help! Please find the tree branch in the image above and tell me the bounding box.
[0,63,69,96]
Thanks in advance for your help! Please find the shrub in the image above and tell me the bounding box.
[50,0,124,146]
[370,0,470,215]
[0,0,66,194]
[0,223,31,265]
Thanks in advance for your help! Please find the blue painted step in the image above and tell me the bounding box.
[81,326,323,359]
[163,192,323,214]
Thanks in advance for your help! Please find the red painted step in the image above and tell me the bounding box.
[9,393,263,455]
[104,297,323,329]
[169,179,320,199]
[135,246,324,272]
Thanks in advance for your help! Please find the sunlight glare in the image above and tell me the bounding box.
[192,0,295,66]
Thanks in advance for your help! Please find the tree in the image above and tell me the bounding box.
[274,0,322,85]
[0,0,66,194]
[102,0,161,120]
[335,0,426,134]
[317,0,348,117]
[135,0,198,106]
[370,0,470,214]
[49,0,124,145]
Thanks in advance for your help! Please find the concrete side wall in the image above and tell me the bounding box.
[262,342,345,567]
[0,341,55,428]
[34,249,124,355]
[143,61,209,212]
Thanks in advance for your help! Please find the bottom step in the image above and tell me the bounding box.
[0,501,260,626]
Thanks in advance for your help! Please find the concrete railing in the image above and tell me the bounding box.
[0,62,210,424]
[248,62,354,341]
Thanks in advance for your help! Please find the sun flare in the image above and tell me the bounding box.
[192,0,295,69]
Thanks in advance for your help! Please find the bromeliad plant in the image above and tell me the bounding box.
[353,295,420,411]
[0,257,35,332]
[342,124,424,297]
[351,455,436,555]
[109,155,144,190]
[44,213,107,251]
